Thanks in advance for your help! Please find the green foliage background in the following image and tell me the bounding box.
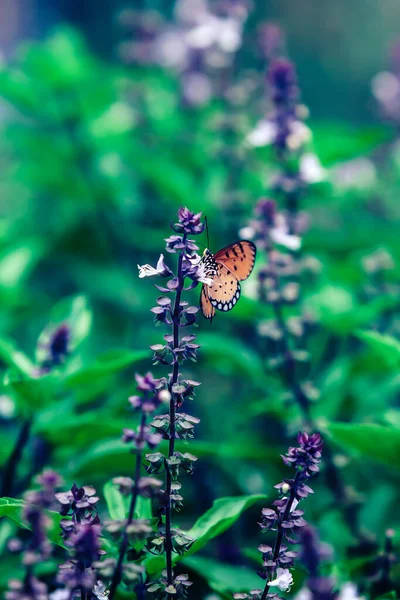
[1,13,400,599]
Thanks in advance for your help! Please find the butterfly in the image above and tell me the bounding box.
[200,240,257,320]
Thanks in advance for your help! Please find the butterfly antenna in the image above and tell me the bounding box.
[205,216,210,249]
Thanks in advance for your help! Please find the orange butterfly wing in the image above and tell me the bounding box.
[208,263,241,312]
[200,284,216,320]
[214,241,256,281]
[200,240,256,319]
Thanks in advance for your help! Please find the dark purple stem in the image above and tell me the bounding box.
[108,411,147,600]
[165,234,187,587]
[260,471,301,600]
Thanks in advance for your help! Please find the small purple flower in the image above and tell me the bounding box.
[49,324,70,364]
[267,58,298,108]
[173,207,205,235]
[135,372,159,393]
[56,483,99,541]
[38,323,71,373]
[239,433,323,600]
[6,576,48,600]
[283,432,323,476]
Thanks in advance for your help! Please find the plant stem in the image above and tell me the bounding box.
[165,238,186,587]
[265,244,311,425]
[108,412,147,600]
[1,418,32,497]
[260,471,300,600]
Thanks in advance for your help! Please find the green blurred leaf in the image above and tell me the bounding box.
[0,337,34,377]
[312,121,392,166]
[199,332,264,381]
[135,496,152,521]
[0,498,65,548]
[66,349,148,388]
[0,240,46,289]
[308,286,398,334]
[104,481,129,520]
[183,555,260,595]
[6,373,58,414]
[356,330,400,368]
[69,438,276,479]
[327,422,400,467]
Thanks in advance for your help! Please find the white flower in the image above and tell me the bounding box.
[371,71,400,104]
[239,225,256,240]
[268,568,294,592]
[186,15,242,53]
[246,119,277,147]
[300,153,327,184]
[154,30,189,70]
[294,588,312,600]
[337,583,365,600]
[286,120,312,151]
[138,254,172,278]
[49,591,70,600]
[331,158,376,191]
[183,72,212,106]
[270,214,301,251]
[0,394,15,419]
[93,580,110,600]
[158,389,172,404]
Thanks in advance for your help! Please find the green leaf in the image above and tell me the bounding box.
[0,337,35,377]
[0,498,65,548]
[198,332,264,381]
[69,438,275,479]
[66,349,148,388]
[68,439,135,478]
[0,498,25,518]
[186,494,266,554]
[0,240,47,288]
[307,286,397,335]
[6,373,58,414]
[183,555,260,595]
[135,496,152,521]
[356,330,400,368]
[104,481,129,520]
[312,121,392,166]
[145,494,266,576]
[327,422,400,467]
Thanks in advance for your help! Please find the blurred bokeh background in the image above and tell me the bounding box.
[1,0,400,598]
[4,0,400,121]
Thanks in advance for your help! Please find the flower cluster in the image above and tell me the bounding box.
[138,207,205,598]
[106,372,165,599]
[56,482,100,539]
[55,482,105,598]
[244,54,325,424]
[296,526,375,600]
[247,57,325,219]
[119,0,250,106]
[6,470,62,600]
[235,433,323,600]
[36,323,71,374]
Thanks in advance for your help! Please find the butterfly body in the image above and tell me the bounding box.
[200,241,256,320]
